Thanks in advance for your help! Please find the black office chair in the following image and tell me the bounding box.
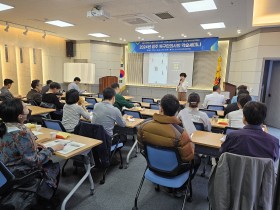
[142,98,155,104]
[207,105,225,111]
[0,161,44,209]
[223,126,240,135]
[85,97,98,110]
[123,110,143,119]
[193,122,204,131]
[42,118,66,132]
[150,103,160,110]
[98,93,104,99]
[199,109,218,118]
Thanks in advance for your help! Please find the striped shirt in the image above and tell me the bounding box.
[62,104,90,132]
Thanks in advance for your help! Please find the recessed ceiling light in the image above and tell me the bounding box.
[107,40,110,42]
[135,26,158,34]
[183,35,187,38]
[207,32,212,36]
[123,39,126,42]
[237,29,241,34]
[181,33,184,36]
[182,0,217,13]
[0,3,14,12]
[45,20,74,27]
[161,37,164,39]
[88,33,110,37]
[141,38,144,41]
[158,35,161,38]
[138,37,141,40]
[201,22,225,29]
[119,37,123,40]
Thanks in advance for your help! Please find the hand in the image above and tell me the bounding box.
[51,144,64,152]
[133,103,139,107]
[123,114,128,120]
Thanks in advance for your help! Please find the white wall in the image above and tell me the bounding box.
[74,42,123,84]
[228,31,280,97]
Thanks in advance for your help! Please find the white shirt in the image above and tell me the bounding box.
[203,92,225,108]
[176,80,188,92]
[226,109,245,128]
[178,107,211,132]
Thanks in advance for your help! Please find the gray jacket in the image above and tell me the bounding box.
[208,152,276,210]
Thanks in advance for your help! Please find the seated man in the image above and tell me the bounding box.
[231,85,247,104]
[203,85,225,108]
[224,89,250,116]
[138,94,200,185]
[220,101,279,162]
[27,79,42,106]
[41,80,53,94]
[42,82,64,110]
[225,93,252,128]
[68,77,85,94]
[0,79,21,101]
[91,87,126,137]
[178,92,211,132]
[111,83,136,111]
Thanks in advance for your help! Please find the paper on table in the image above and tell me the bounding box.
[220,135,227,142]
[42,139,85,155]
[127,118,135,122]
[32,131,43,136]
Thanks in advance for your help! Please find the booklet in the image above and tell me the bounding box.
[42,139,85,155]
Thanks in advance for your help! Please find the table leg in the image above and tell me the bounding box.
[125,134,138,169]
[61,156,94,210]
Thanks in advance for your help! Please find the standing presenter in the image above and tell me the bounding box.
[176,73,188,101]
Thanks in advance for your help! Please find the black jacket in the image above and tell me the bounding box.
[74,122,112,167]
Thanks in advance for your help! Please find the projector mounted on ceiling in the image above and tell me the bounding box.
[87,6,110,21]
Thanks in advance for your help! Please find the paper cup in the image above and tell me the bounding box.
[36,125,42,131]
[50,132,57,140]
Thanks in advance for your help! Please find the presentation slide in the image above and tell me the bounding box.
[143,52,194,86]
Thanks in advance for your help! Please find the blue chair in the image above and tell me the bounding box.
[199,109,218,118]
[150,103,160,110]
[133,144,193,210]
[123,110,142,119]
[42,118,66,132]
[193,122,204,131]
[224,126,240,135]
[85,97,98,110]
[207,105,225,111]
[142,98,155,104]
[98,93,104,99]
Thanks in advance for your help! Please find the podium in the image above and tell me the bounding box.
[223,82,236,99]
[99,76,118,93]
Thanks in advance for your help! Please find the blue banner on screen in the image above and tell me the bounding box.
[128,37,218,53]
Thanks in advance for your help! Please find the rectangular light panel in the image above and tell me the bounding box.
[182,0,217,13]
[45,20,74,27]
[201,22,225,29]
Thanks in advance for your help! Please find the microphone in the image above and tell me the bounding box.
[178,79,182,86]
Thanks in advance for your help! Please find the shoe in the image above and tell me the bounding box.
[174,189,186,198]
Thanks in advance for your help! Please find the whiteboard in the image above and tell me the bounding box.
[64,63,95,84]
[143,52,194,87]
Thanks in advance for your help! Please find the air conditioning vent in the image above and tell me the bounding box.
[116,14,157,25]
[155,12,174,19]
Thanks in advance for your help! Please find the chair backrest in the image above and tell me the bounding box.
[98,93,104,99]
[0,161,15,194]
[42,118,66,132]
[123,110,142,119]
[142,98,155,104]
[85,97,98,109]
[150,103,160,110]
[199,109,218,118]
[132,101,142,107]
[207,105,225,111]
[224,126,240,135]
[144,144,186,177]
[193,122,204,131]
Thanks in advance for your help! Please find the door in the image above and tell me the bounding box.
[265,61,280,128]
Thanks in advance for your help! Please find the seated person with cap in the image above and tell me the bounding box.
[178,92,211,132]
[220,101,279,162]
